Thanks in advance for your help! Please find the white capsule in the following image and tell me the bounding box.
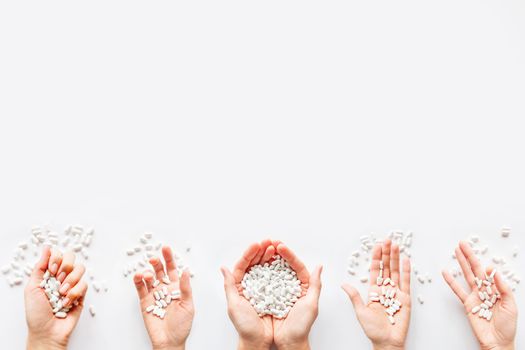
[55,312,67,319]
[417,295,424,304]
[89,305,96,317]
[360,276,368,283]
[383,278,391,286]
[376,276,383,286]
[146,305,155,313]
[478,291,485,301]
[471,306,480,314]
[153,279,160,287]
[388,315,395,324]
[162,276,171,285]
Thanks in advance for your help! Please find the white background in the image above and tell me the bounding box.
[1,0,524,349]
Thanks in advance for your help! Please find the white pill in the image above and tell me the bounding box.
[162,276,171,285]
[144,232,153,239]
[472,306,480,314]
[89,305,96,317]
[360,276,368,283]
[153,280,160,287]
[55,312,67,319]
[146,305,155,313]
[417,295,424,304]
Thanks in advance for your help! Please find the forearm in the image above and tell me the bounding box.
[27,335,67,350]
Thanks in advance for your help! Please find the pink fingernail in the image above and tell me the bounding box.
[50,263,58,275]
[57,272,66,283]
[59,283,70,295]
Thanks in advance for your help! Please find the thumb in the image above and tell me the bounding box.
[306,265,323,301]
[492,268,514,304]
[29,246,51,285]
[179,270,193,303]
[221,266,240,303]
[341,283,365,313]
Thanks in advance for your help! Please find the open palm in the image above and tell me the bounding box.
[343,239,412,350]
[133,246,194,350]
[442,241,517,350]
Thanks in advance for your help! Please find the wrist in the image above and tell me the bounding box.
[152,345,185,350]
[275,339,310,350]
[373,345,404,350]
[238,338,271,350]
[27,335,67,350]
[481,346,515,350]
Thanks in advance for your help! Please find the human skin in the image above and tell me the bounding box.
[342,239,412,350]
[442,241,517,350]
[25,246,88,350]
[221,239,322,350]
[133,246,194,350]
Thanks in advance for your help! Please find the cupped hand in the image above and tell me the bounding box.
[272,242,322,350]
[25,246,88,350]
[133,246,194,350]
[221,239,275,350]
[442,241,517,350]
[222,239,322,350]
[342,239,411,350]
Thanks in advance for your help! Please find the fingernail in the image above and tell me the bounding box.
[57,272,66,283]
[50,263,58,275]
[59,283,70,295]
[62,297,70,307]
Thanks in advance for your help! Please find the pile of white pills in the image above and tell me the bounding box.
[347,231,430,305]
[471,269,500,321]
[1,224,105,317]
[122,232,192,279]
[369,261,402,325]
[144,278,181,319]
[40,270,75,319]
[241,255,302,319]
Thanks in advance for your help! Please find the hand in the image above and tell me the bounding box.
[221,240,275,350]
[133,246,194,350]
[342,239,411,350]
[25,246,88,350]
[442,241,517,350]
[272,242,322,350]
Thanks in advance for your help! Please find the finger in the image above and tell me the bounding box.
[48,248,63,276]
[442,269,468,303]
[400,258,411,294]
[59,264,86,296]
[233,243,260,282]
[143,271,154,291]
[342,283,365,313]
[381,239,392,279]
[459,241,484,279]
[276,243,309,283]
[149,256,166,282]
[221,267,239,303]
[30,246,51,282]
[162,246,179,282]
[261,245,275,263]
[250,239,272,266]
[391,244,400,286]
[133,272,149,299]
[57,251,76,284]
[369,244,382,286]
[455,247,476,289]
[63,280,88,308]
[179,270,193,303]
[306,265,323,301]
